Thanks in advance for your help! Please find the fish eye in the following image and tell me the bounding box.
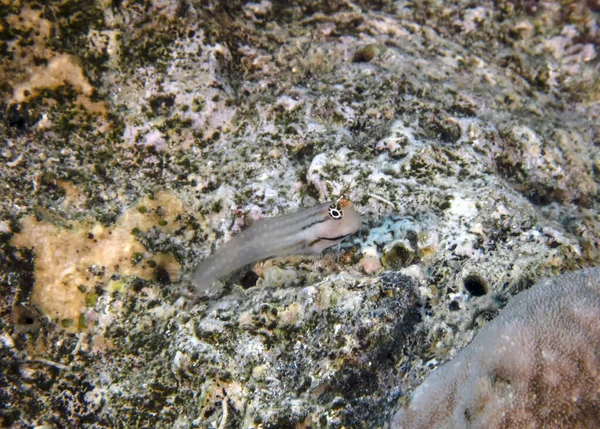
[328,205,343,220]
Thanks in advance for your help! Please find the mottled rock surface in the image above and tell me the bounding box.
[0,0,599,427]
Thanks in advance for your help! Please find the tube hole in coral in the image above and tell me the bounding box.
[240,271,259,289]
[463,274,488,296]
[381,241,414,270]
[12,305,41,333]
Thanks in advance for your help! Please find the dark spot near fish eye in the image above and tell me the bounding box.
[240,271,259,289]
[449,300,460,311]
[464,274,488,296]
[329,207,343,219]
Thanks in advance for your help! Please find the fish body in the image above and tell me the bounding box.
[191,197,361,295]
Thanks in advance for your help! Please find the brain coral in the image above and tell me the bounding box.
[392,268,600,429]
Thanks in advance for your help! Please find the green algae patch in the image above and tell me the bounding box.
[84,293,98,307]
[107,279,126,293]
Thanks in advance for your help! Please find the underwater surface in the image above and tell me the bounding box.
[1,1,599,428]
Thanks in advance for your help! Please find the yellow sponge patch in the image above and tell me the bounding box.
[11,190,185,331]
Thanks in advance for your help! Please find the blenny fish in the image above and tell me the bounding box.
[191,197,362,295]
